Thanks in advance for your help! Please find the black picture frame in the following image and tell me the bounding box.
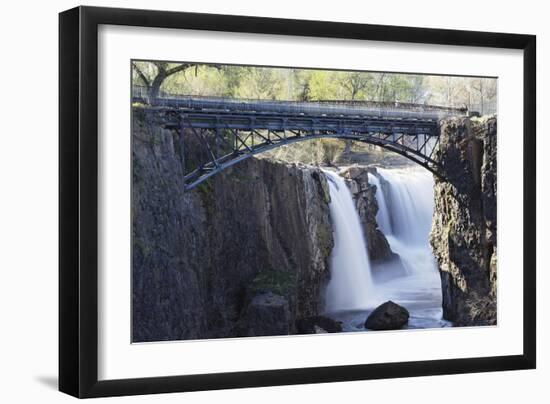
[59,5,536,398]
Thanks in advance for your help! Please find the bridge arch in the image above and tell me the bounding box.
[135,97,461,190]
[177,130,443,190]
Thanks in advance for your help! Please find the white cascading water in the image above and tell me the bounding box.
[369,167,447,328]
[324,165,448,330]
[323,170,379,311]
[370,168,436,277]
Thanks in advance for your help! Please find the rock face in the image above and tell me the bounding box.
[242,292,290,337]
[132,109,334,342]
[339,166,395,262]
[430,116,497,326]
[365,301,409,330]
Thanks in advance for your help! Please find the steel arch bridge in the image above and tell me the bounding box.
[135,96,466,190]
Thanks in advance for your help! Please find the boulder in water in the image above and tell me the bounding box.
[364,301,409,330]
[296,315,342,334]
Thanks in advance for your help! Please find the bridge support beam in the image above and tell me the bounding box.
[139,106,446,190]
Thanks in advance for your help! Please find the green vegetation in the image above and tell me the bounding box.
[261,138,343,165]
[132,61,497,165]
[259,138,411,167]
[250,270,297,297]
[132,61,497,114]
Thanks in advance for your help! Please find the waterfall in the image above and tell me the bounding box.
[368,167,446,330]
[370,168,437,277]
[373,168,434,246]
[323,165,447,330]
[323,170,378,311]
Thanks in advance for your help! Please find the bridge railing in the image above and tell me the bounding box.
[131,85,469,120]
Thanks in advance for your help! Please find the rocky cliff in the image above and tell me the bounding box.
[430,116,497,326]
[132,109,334,342]
[339,166,395,262]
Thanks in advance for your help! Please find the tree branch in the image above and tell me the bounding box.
[132,62,150,87]
[133,63,151,86]
[165,63,194,77]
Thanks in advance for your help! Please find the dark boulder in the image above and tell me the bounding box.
[244,292,290,337]
[296,315,342,334]
[365,301,409,330]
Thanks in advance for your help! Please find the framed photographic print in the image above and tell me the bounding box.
[59,6,536,398]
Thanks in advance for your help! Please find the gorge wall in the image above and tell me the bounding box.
[430,116,497,326]
[131,106,498,338]
[132,110,334,342]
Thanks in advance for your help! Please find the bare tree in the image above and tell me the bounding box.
[132,61,195,103]
[373,73,387,101]
[408,76,426,103]
[472,78,497,115]
[340,72,372,100]
[340,72,373,155]
[471,79,486,114]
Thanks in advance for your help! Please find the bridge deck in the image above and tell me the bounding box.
[136,96,465,122]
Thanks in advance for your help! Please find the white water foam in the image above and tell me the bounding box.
[323,170,379,311]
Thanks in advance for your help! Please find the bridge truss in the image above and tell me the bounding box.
[139,98,449,190]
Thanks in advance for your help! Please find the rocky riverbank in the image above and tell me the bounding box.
[430,116,497,326]
[132,110,334,342]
